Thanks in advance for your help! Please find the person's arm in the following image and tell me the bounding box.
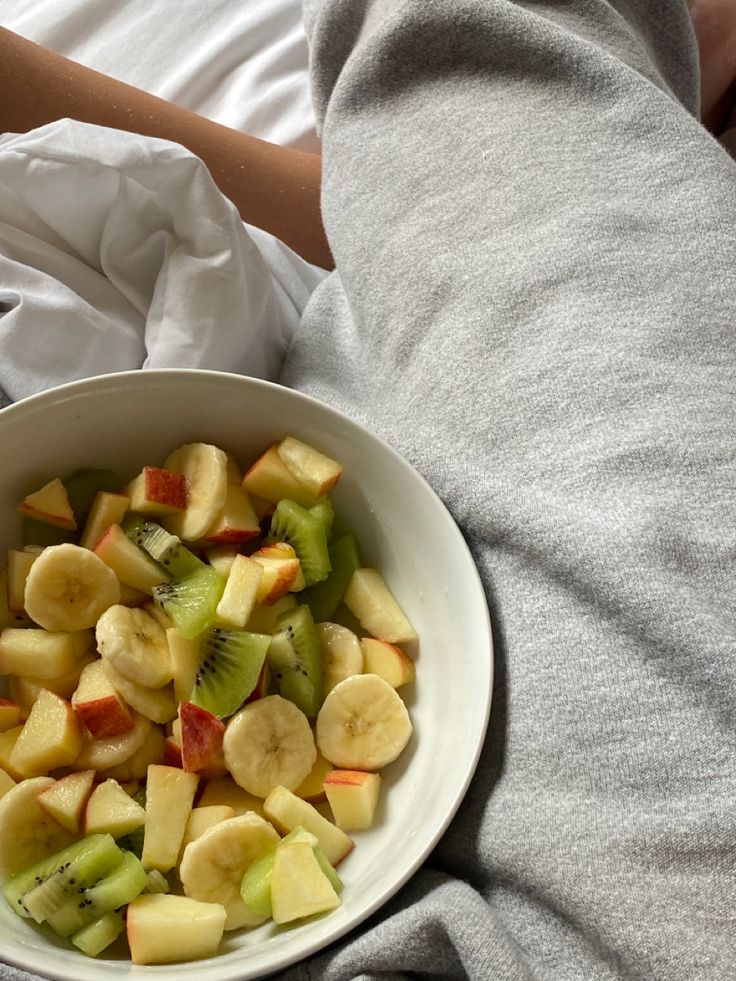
[0,28,332,270]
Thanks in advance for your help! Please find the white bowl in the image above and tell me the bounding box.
[0,369,492,981]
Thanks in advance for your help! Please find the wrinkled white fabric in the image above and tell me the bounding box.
[0,119,326,403]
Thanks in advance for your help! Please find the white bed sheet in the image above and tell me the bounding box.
[0,0,326,405]
[0,0,319,149]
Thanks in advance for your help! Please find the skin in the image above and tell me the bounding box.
[0,4,734,272]
[0,27,333,270]
[687,0,736,133]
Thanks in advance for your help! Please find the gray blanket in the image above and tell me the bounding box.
[278,0,736,978]
[3,1,736,979]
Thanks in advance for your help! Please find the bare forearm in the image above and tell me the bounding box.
[0,28,332,269]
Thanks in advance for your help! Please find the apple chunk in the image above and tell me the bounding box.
[252,545,301,605]
[9,690,84,776]
[85,778,146,836]
[360,637,415,688]
[344,568,417,644]
[6,548,40,611]
[142,764,199,871]
[94,523,169,594]
[37,769,95,834]
[0,627,93,680]
[263,785,354,866]
[0,698,21,733]
[201,484,260,544]
[270,840,340,924]
[72,658,134,738]
[214,554,262,628]
[241,444,319,508]
[276,436,343,499]
[127,893,226,965]
[17,478,76,530]
[126,466,187,515]
[79,491,130,550]
[178,701,225,773]
[323,769,382,830]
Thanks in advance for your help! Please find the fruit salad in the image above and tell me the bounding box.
[0,437,417,964]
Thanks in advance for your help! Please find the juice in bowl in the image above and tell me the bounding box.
[0,369,492,981]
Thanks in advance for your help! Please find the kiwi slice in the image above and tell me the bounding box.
[268,499,330,586]
[126,518,203,579]
[46,850,147,937]
[302,534,361,623]
[153,565,225,639]
[240,845,277,917]
[71,909,125,958]
[309,499,335,540]
[3,834,123,922]
[268,604,323,717]
[191,627,271,718]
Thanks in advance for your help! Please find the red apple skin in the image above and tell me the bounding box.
[75,695,134,739]
[203,526,259,545]
[179,702,225,773]
[201,486,260,544]
[163,738,184,769]
[132,467,187,511]
[323,769,374,788]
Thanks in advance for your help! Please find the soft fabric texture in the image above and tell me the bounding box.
[273,0,735,978]
[2,1,736,980]
[0,119,325,404]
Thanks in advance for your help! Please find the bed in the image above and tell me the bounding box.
[0,0,327,407]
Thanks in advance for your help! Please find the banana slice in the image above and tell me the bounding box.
[179,812,279,929]
[223,695,316,799]
[23,543,121,632]
[317,622,363,694]
[162,443,228,542]
[0,777,75,877]
[75,711,152,770]
[97,723,167,782]
[316,673,413,770]
[101,661,178,725]
[96,605,172,688]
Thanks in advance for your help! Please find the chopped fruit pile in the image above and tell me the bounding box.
[0,437,418,964]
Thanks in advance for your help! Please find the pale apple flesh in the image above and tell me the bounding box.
[270,840,340,925]
[17,478,77,530]
[263,785,354,866]
[79,491,129,550]
[323,769,382,830]
[9,690,84,777]
[36,769,95,834]
[72,658,134,738]
[202,484,260,543]
[84,778,146,837]
[94,523,170,594]
[141,764,199,872]
[360,637,416,689]
[126,893,227,965]
[6,549,39,611]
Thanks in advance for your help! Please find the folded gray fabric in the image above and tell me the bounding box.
[276,0,736,978]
